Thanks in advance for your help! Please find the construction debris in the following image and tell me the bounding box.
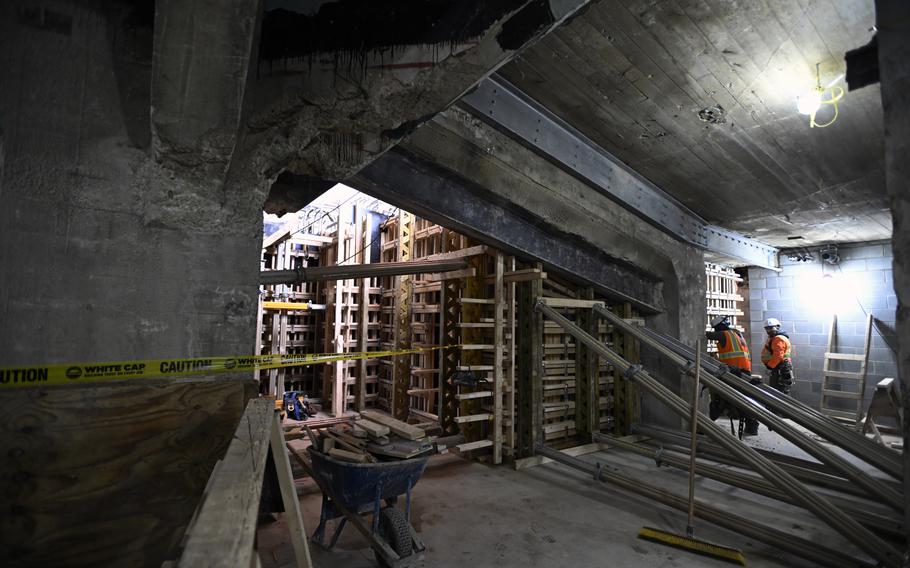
[305,411,434,463]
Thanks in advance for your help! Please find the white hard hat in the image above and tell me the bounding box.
[764,318,781,328]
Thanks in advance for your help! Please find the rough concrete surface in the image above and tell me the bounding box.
[875,0,910,545]
[260,432,865,568]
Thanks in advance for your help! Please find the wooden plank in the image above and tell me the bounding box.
[823,370,864,380]
[513,442,612,471]
[483,269,547,284]
[179,399,274,567]
[822,389,862,399]
[360,410,426,440]
[0,378,256,567]
[269,413,314,568]
[539,297,606,309]
[453,413,491,423]
[824,408,861,421]
[425,244,488,261]
[329,448,371,463]
[825,352,866,361]
[425,267,476,281]
[354,419,390,438]
[455,391,493,400]
[456,440,494,452]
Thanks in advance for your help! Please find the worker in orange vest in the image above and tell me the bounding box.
[761,317,794,396]
[706,315,759,436]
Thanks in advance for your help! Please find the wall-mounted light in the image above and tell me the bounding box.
[796,64,844,128]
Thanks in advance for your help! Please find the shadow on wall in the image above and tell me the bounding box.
[747,241,897,409]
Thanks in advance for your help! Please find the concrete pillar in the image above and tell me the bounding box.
[0,1,263,368]
[874,0,910,553]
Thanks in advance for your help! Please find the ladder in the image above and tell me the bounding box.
[819,314,873,428]
[862,378,903,446]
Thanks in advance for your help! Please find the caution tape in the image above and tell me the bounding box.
[0,346,451,389]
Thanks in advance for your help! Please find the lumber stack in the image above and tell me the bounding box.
[310,410,433,463]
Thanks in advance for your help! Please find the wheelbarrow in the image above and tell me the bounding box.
[304,447,429,567]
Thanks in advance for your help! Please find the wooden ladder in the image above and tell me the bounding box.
[819,314,873,428]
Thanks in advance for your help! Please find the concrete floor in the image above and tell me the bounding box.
[259,422,889,567]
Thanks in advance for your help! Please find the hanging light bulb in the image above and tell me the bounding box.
[796,64,844,128]
[797,88,822,115]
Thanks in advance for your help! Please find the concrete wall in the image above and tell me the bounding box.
[747,241,898,409]
[0,2,263,367]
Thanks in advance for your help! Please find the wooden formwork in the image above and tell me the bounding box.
[258,232,330,397]
[538,278,617,444]
[705,262,745,353]
[320,208,383,416]
[258,206,622,459]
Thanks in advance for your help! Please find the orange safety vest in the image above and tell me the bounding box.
[716,329,751,373]
[761,334,792,368]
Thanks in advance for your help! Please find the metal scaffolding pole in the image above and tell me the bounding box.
[631,423,903,501]
[636,324,903,478]
[535,301,902,567]
[259,259,468,285]
[592,305,903,509]
[593,433,904,540]
[534,445,876,568]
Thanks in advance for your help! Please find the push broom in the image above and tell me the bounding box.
[638,340,746,565]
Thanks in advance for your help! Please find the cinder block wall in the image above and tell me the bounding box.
[747,241,898,409]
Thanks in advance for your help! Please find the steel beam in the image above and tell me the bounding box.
[459,76,779,269]
[355,148,664,312]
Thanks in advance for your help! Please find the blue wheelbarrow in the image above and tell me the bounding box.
[303,447,429,567]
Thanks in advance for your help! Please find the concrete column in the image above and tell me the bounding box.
[874,0,910,551]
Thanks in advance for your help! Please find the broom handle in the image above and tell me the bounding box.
[686,340,702,537]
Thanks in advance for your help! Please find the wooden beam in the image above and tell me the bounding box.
[179,399,273,567]
[360,410,426,440]
[513,442,611,471]
[269,412,313,568]
[425,244,488,261]
[539,297,606,309]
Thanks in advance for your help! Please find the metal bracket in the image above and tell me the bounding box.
[623,364,643,381]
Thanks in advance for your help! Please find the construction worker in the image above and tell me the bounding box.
[761,317,794,395]
[706,315,759,436]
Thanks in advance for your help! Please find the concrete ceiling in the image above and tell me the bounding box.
[497,0,891,247]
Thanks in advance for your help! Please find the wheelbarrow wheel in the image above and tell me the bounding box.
[374,507,412,567]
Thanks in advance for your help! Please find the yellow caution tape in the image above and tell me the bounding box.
[262,301,322,311]
[0,346,450,389]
